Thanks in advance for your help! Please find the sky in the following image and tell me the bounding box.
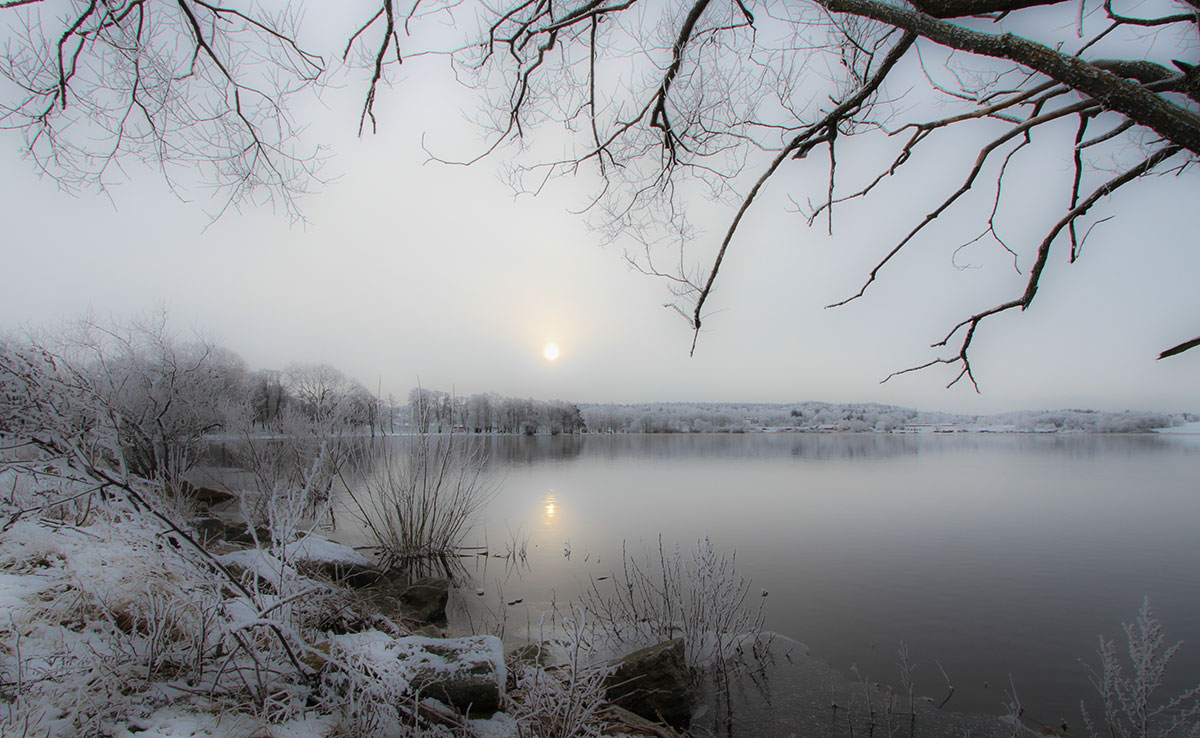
[1,5,1198,415]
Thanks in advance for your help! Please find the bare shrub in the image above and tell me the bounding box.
[342,435,495,567]
[1081,598,1200,738]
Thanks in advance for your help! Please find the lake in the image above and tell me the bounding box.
[332,431,1200,729]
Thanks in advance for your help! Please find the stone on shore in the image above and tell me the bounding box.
[331,632,506,716]
[605,638,694,729]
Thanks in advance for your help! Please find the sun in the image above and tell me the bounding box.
[543,342,560,361]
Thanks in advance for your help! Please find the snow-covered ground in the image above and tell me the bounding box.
[0,461,505,738]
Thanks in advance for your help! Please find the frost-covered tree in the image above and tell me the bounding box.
[49,313,248,481]
[247,369,289,427]
[283,362,373,426]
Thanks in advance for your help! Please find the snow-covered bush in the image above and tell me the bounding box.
[49,312,248,484]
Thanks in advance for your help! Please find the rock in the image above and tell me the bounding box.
[283,535,382,588]
[605,639,694,729]
[354,573,451,626]
[410,635,505,715]
[331,632,505,716]
[191,485,237,507]
[168,481,237,507]
[309,561,381,588]
[193,517,264,546]
[509,643,553,669]
[398,577,451,625]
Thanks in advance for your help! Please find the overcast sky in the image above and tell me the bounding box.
[1,9,1197,415]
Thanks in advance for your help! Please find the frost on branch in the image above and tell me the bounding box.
[1081,597,1200,738]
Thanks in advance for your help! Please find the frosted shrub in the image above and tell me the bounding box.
[1081,598,1200,738]
[227,404,351,528]
[318,631,481,738]
[580,536,767,668]
[511,608,612,738]
[319,632,412,736]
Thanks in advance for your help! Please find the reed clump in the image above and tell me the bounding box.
[343,434,495,568]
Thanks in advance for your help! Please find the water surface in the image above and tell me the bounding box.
[337,432,1200,725]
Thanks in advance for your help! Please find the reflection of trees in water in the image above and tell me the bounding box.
[788,433,922,461]
[931,432,1190,459]
[567,431,931,462]
[569,431,1189,463]
[204,432,1191,481]
[475,434,587,466]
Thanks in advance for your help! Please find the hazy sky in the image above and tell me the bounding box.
[2,8,1197,415]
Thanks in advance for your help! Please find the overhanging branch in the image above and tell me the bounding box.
[820,0,1200,155]
[1159,336,1200,359]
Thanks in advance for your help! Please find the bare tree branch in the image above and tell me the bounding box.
[688,31,919,351]
[886,144,1183,389]
[821,0,1200,154]
[1159,336,1200,359]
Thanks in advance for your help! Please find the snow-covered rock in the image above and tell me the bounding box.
[284,534,381,586]
[330,632,506,716]
[282,534,372,568]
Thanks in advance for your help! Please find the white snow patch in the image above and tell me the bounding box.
[109,705,257,738]
[470,712,519,738]
[282,534,372,567]
[216,547,300,590]
[1158,420,1200,435]
[0,570,52,611]
[264,713,339,738]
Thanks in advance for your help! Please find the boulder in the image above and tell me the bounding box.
[311,561,382,588]
[605,639,694,729]
[169,481,237,507]
[190,484,237,507]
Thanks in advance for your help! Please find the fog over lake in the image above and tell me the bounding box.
[335,431,1200,724]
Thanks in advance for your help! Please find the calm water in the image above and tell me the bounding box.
[336,432,1200,725]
